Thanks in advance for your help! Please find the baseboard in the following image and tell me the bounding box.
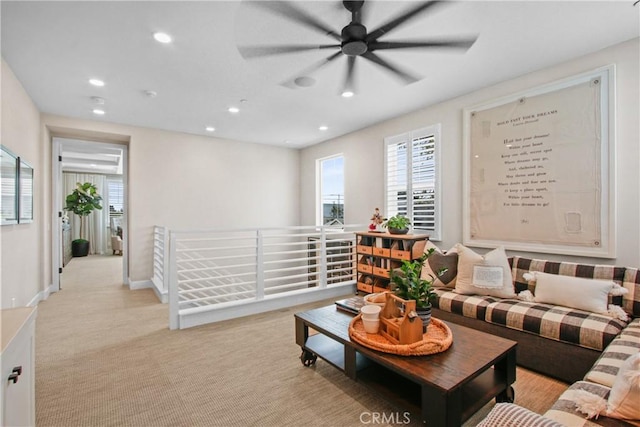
[27,284,54,307]
[130,279,167,304]
[176,283,356,329]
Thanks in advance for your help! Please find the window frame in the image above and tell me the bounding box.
[315,153,345,227]
[384,125,442,241]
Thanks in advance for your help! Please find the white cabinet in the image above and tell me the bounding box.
[1,307,37,427]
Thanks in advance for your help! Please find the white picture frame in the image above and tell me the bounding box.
[462,66,615,258]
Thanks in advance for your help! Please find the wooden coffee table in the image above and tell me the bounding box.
[295,305,517,427]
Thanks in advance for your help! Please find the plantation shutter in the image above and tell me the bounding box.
[107,177,124,219]
[384,125,441,240]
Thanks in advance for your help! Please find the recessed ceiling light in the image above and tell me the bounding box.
[228,107,240,114]
[205,126,215,132]
[92,109,105,115]
[144,90,157,98]
[319,126,328,131]
[341,91,354,98]
[153,32,172,43]
[474,155,480,158]
[89,79,105,87]
[90,96,105,105]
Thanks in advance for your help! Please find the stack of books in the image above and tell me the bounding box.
[334,296,365,315]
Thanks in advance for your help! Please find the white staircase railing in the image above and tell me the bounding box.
[151,226,169,302]
[167,225,362,329]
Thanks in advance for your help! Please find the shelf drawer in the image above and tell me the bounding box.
[372,285,388,294]
[357,245,373,255]
[372,247,390,257]
[373,267,389,278]
[358,265,373,274]
[357,282,373,293]
[391,249,411,260]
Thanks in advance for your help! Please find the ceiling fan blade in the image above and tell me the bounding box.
[368,37,477,51]
[238,44,340,59]
[250,1,342,42]
[342,56,357,94]
[365,1,442,42]
[361,51,420,85]
[280,51,343,88]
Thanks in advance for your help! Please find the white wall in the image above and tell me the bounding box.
[1,60,46,308]
[42,115,301,284]
[300,38,640,267]
[2,57,301,305]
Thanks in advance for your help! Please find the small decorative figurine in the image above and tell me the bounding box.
[369,208,384,231]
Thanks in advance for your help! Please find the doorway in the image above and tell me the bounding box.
[51,137,129,292]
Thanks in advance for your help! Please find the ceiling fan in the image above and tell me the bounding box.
[238,1,478,95]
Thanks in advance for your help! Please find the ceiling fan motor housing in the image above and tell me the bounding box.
[341,23,368,56]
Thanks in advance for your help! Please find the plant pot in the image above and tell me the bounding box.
[388,227,409,235]
[71,240,90,257]
[416,305,432,332]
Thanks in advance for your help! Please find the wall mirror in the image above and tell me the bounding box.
[19,159,34,223]
[1,146,18,225]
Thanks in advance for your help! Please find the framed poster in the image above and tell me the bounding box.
[1,146,18,225]
[462,66,615,258]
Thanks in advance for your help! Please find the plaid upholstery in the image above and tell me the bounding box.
[622,268,640,317]
[432,288,499,320]
[544,381,612,427]
[477,403,565,427]
[584,318,640,387]
[512,256,628,308]
[485,300,629,351]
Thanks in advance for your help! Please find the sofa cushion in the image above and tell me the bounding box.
[477,403,565,427]
[544,381,614,427]
[585,318,640,387]
[421,246,458,288]
[604,353,640,421]
[531,271,616,315]
[432,288,498,320]
[512,257,626,304]
[454,245,516,298]
[622,268,640,317]
[484,300,629,351]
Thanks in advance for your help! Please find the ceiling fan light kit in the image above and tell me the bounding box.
[239,0,478,95]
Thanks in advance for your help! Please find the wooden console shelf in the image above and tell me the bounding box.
[354,231,429,294]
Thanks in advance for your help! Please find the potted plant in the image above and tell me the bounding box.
[383,214,411,234]
[389,248,444,331]
[65,182,103,257]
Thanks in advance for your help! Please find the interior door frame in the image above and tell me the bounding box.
[51,138,129,291]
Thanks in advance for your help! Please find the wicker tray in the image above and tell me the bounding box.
[348,315,453,356]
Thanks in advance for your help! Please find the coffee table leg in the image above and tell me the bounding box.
[495,347,517,403]
[422,384,462,427]
[344,346,357,379]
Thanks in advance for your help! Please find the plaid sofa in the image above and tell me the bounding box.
[439,257,640,426]
[479,318,640,427]
[432,257,639,383]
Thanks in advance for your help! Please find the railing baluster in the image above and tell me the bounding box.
[256,229,264,301]
[167,225,364,328]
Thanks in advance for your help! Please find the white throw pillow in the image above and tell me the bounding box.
[454,244,515,298]
[531,271,613,314]
[605,353,640,420]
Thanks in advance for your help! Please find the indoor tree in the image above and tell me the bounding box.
[65,182,102,257]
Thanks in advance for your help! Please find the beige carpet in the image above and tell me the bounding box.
[35,255,568,427]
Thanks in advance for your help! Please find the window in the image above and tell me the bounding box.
[317,155,344,226]
[384,125,441,240]
[107,177,124,220]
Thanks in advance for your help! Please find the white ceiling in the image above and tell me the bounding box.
[2,1,638,148]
